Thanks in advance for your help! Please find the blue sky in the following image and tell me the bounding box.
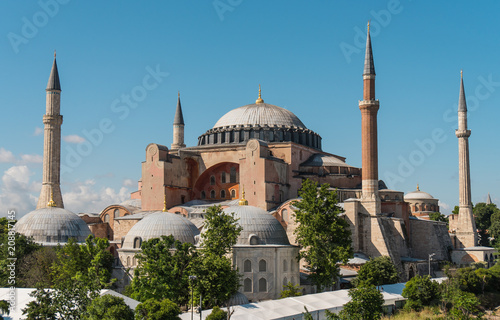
[1,1,499,217]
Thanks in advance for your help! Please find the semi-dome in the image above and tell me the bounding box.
[197,91,322,150]
[221,205,290,246]
[122,211,199,249]
[16,207,92,244]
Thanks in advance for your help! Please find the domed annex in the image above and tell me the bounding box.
[197,87,322,150]
[16,206,91,245]
[404,185,439,219]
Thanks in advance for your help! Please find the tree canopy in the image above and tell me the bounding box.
[402,275,440,311]
[201,205,242,257]
[338,286,384,320]
[85,294,134,320]
[134,298,181,320]
[354,256,399,287]
[473,202,500,246]
[293,179,353,291]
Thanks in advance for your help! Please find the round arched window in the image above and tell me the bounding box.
[104,214,110,223]
[114,209,120,219]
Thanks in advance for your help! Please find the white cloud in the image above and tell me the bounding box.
[63,180,130,213]
[33,127,43,136]
[63,135,86,144]
[0,166,39,218]
[20,154,43,164]
[123,179,134,187]
[0,148,16,163]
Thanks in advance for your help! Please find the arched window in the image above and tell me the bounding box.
[259,278,267,292]
[279,190,284,202]
[283,259,288,272]
[283,277,288,287]
[221,172,226,183]
[132,257,136,266]
[113,209,120,219]
[230,167,236,183]
[126,256,130,266]
[249,235,259,245]
[291,277,295,285]
[104,214,110,223]
[220,190,226,199]
[259,259,267,272]
[231,189,236,198]
[244,278,252,292]
[291,259,295,272]
[134,237,141,248]
[201,191,206,199]
[210,175,215,185]
[210,190,216,199]
[244,260,252,272]
[282,209,288,222]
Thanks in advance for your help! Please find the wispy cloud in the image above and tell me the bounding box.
[20,154,43,164]
[63,135,86,144]
[123,179,134,187]
[0,148,16,163]
[33,127,43,136]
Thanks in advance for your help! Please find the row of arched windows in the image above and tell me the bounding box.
[200,189,237,200]
[413,203,437,212]
[244,259,267,272]
[243,278,267,293]
[103,209,128,223]
[209,168,238,186]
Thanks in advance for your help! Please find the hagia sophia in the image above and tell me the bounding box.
[16,24,497,302]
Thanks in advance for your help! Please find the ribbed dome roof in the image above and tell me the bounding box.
[16,207,91,244]
[122,211,199,248]
[221,205,290,246]
[404,190,435,200]
[213,103,306,129]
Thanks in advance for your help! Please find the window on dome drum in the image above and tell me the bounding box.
[134,237,141,248]
[230,167,236,183]
[210,190,216,199]
[104,214,110,223]
[244,260,252,272]
[259,259,267,272]
[231,189,236,198]
[221,172,226,183]
[282,209,288,222]
[201,191,206,199]
[221,190,226,198]
[259,278,267,292]
[244,278,252,292]
[114,209,120,219]
[283,259,287,272]
[210,175,215,185]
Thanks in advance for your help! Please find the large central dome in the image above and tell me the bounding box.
[213,103,306,129]
[197,90,322,150]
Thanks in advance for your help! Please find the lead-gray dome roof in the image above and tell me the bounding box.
[16,207,91,244]
[214,103,306,129]
[122,211,200,249]
[221,205,290,246]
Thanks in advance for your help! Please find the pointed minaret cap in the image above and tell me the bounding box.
[46,51,61,91]
[486,193,492,205]
[255,84,264,104]
[173,91,184,125]
[239,186,248,206]
[363,22,375,76]
[47,190,57,207]
[458,70,467,112]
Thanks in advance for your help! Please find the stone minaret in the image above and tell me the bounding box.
[359,22,380,214]
[171,91,185,150]
[486,193,492,205]
[37,53,64,209]
[455,71,477,248]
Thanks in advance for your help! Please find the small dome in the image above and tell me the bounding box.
[122,211,199,249]
[228,291,249,306]
[404,190,435,200]
[213,103,306,129]
[221,205,290,246]
[16,207,91,244]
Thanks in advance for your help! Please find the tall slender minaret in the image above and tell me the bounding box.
[455,71,477,248]
[171,91,185,150]
[37,52,64,209]
[359,22,380,214]
[486,193,492,205]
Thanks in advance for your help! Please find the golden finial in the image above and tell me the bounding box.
[367,20,370,33]
[416,184,420,191]
[47,190,56,207]
[255,84,264,104]
[239,186,248,206]
[162,195,167,212]
[461,70,463,79]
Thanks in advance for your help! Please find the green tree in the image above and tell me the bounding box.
[402,275,440,311]
[22,289,57,320]
[201,205,242,257]
[85,294,134,320]
[280,282,302,298]
[354,256,399,287]
[134,298,180,320]
[128,235,197,306]
[452,206,459,215]
[449,290,481,320]
[429,212,448,223]
[0,299,9,319]
[18,246,57,288]
[490,210,500,246]
[293,179,353,291]
[205,306,227,320]
[302,307,314,320]
[338,286,384,320]
[473,202,500,246]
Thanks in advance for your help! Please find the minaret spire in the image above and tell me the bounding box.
[37,53,64,209]
[455,71,477,248]
[171,91,186,150]
[359,22,380,214]
[486,193,492,205]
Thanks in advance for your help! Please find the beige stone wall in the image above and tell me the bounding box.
[409,218,452,261]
